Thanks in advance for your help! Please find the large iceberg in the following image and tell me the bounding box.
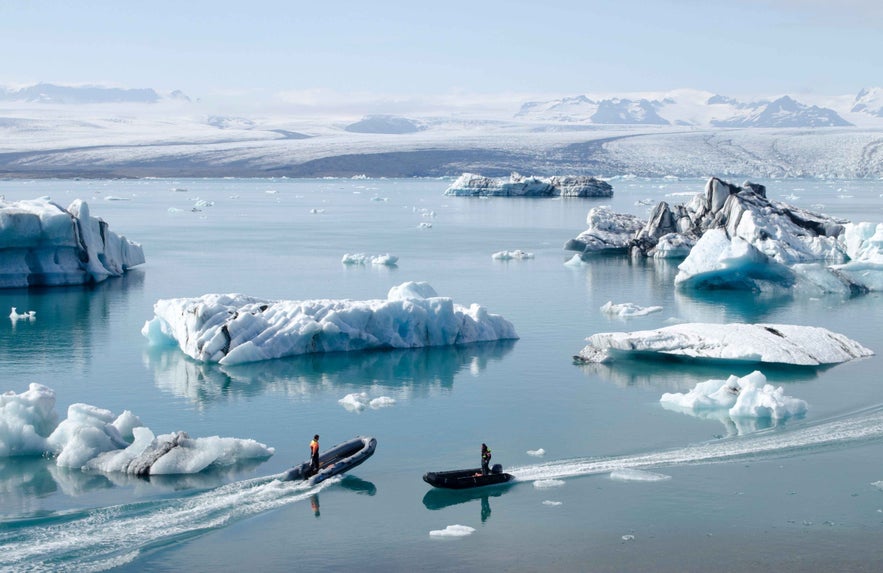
[142,281,519,365]
[0,383,273,475]
[564,177,883,293]
[574,322,873,366]
[444,172,613,197]
[0,197,144,288]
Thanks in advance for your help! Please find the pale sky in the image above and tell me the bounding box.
[1,0,880,110]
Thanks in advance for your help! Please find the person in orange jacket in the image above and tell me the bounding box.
[309,434,320,476]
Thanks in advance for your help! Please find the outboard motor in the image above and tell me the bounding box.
[491,464,503,475]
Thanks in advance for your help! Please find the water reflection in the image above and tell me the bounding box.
[0,270,145,370]
[0,455,267,514]
[658,402,803,437]
[422,484,514,523]
[144,340,516,407]
[306,476,377,519]
[576,359,823,392]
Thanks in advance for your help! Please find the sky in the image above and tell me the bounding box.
[1,0,881,112]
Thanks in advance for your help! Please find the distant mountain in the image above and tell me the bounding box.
[516,90,855,128]
[851,87,883,118]
[344,115,424,134]
[711,96,851,128]
[0,83,185,104]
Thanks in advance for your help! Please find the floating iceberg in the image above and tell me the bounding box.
[600,301,663,318]
[0,383,274,475]
[445,172,613,197]
[564,177,883,293]
[142,281,519,365]
[660,371,808,435]
[574,322,872,366]
[492,249,534,260]
[0,197,144,288]
[341,253,399,266]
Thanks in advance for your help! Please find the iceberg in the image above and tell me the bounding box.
[600,301,663,318]
[564,177,883,293]
[660,371,808,435]
[574,322,873,366]
[0,197,144,288]
[0,383,274,475]
[445,172,613,198]
[142,281,519,365]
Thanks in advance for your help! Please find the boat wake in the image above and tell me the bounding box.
[0,474,336,572]
[509,404,883,482]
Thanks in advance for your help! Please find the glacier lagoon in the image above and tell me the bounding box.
[1,176,883,571]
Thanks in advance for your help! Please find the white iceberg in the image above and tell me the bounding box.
[660,371,808,434]
[338,392,396,412]
[575,322,872,366]
[492,249,534,260]
[563,207,645,254]
[429,524,476,538]
[445,172,612,198]
[600,301,663,318]
[142,281,519,365]
[0,197,144,288]
[0,383,274,475]
[341,253,399,266]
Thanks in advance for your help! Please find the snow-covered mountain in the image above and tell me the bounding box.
[0,83,189,104]
[516,90,865,128]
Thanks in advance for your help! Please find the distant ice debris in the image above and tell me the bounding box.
[610,469,672,482]
[310,208,325,214]
[564,177,883,294]
[600,301,663,318]
[660,371,807,431]
[527,448,545,457]
[142,281,519,365]
[533,479,565,489]
[575,322,872,366]
[445,172,613,198]
[9,307,35,322]
[542,500,563,506]
[0,383,274,475]
[0,197,144,288]
[429,524,475,538]
[341,253,399,266]
[338,392,396,412]
[418,222,432,229]
[104,196,130,201]
[492,249,534,260]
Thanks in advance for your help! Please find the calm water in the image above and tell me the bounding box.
[1,177,883,572]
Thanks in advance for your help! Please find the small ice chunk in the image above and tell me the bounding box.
[526,448,545,457]
[429,524,475,538]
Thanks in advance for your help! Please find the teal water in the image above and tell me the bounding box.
[1,177,883,572]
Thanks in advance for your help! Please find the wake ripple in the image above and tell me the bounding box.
[0,474,335,572]
[509,405,883,482]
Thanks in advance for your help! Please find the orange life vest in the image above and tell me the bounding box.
[310,439,319,456]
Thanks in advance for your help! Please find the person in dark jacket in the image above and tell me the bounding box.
[309,434,320,476]
[481,443,492,475]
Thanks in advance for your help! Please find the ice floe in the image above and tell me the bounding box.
[600,301,663,318]
[660,371,807,435]
[341,253,399,266]
[492,249,534,260]
[445,172,612,197]
[574,322,872,366]
[0,383,274,475]
[338,392,396,412]
[527,448,545,457]
[429,524,476,537]
[142,281,518,365]
[0,197,144,288]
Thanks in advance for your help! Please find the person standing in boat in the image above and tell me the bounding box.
[481,443,492,475]
[309,434,320,476]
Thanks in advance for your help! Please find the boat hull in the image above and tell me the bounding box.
[423,466,514,490]
[282,436,376,484]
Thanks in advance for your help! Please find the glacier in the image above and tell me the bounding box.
[142,281,519,365]
[0,383,274,475]
[574,322,873,366]
[565,177,883,294]
[0,197,144,288]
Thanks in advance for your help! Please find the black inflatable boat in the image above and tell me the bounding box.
[423,464,514,489]
[282,436,376,484]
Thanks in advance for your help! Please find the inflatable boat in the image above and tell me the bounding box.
[423,464,514,489]
[282,436,377,484]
